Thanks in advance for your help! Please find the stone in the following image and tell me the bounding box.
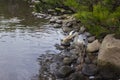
[55,66,74,78]
[87,40,101,53]
[58,15,67,19]
[56,20,62,24]
[69,72,87,80]
[88,36,96,43]
[48,9,55,14]
[82,64,97,76]
[84,32,91,37]
[98,34,120,70]
[79,26,86,33]
[54,44,65,50]
[76,64,82,71]
[77,57,81,64]
[63,57,72,65]
[62,26,73,33]
[85,56,91,64]
[61,40,70,47]
[53,23,61,28]
[49,17,58,23]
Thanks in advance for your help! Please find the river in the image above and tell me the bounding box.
[0,0,63,80]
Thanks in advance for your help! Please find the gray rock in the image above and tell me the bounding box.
[62,26,73,33]
[48,9,55,14]
[55,66,74,78]
[70,49,79,55]
[54,44,65,50]
[69,72,86,80]
[77,57,81,64]
[63,57,72,65]
[50,18,56,23]
[71,54,78,60]
[53,23,61,28]
[88,36,96,43]
[82,64,97,76]
[56,20,62,24]
[84,32,91,37]
[49,17,58,23]
[79,26,86,33]
[85,56,91,64]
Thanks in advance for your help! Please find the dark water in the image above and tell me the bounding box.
[0,0,63,80]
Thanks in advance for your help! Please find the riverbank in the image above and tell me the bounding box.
[26,0,120,80]
[35,14,120,80]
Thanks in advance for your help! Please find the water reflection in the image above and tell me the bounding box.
[0,0,63,80]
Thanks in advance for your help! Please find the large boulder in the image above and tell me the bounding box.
[98,34,120,67]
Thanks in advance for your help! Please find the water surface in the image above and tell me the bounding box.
[0,0,63,80]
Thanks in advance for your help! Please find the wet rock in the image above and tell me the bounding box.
[55,66,74,78]
[76,64,82,71]
[48,9,55,14]
[53,23,61,28]
[45,15,52,19]
[82,64,97,76]
[98,34,120,68]
[61,41,70,47]
[76,57,81,64]
[79,26,86,33]
[56,20,62,24]
[84,32,91,37]
[49,17,58,23]
[54,44,65,50]
[87,40,101,53]
[62,16,77,33]
[85,56,91,64]
[63,57,72,65]
[71,54,78,61]
[62,25,73,33]
[50,63,59,74]
[58,15,67,19]
[69,72,87,80]
[88,36,96,43]
[70,49,79,55]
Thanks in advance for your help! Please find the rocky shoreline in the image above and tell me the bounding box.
[24,0,120,75]
[26,0,120,80]
[34,14,120,80]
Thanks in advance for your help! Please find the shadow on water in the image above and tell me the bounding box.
[0,0,63,80]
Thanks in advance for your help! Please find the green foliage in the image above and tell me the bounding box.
[74,1,120,37]
[87,25,108,37]
[32,0,120,37]
[64,0,79,10]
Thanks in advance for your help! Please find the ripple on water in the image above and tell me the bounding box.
[0,0,63,80]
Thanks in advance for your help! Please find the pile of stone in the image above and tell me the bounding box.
[32,12,52,19]
[49,15,80,32]
[38,28,120,80]
[37,15,120,80]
